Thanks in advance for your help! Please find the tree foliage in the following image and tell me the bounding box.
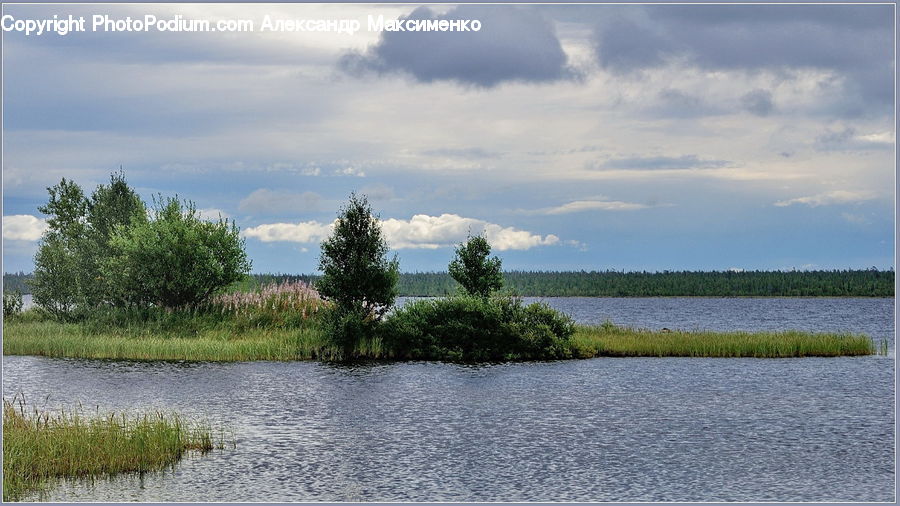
[448,234,503,298]
[317,193,399,319]
[317,194,399,358]
[31,179,88,318]
[104,197,250,309]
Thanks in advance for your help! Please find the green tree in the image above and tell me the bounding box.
[103,197,250,309]
[317,194,399,356]
[448,234,503,297]
[81,171,148,307]
[31,178,88,318]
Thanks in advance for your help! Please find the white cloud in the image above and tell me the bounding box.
[243,213,559,251]
[3,215,48,241]
[773,190,877,207]
[242,221,334,243]
[334,166,366,177]
[533,199,649,215]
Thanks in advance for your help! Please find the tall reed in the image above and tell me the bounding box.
[2,397,227,501]
[571,322,876,358]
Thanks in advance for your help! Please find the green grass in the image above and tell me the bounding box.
[2,398,228,501]
[2,320,328,361]
[570,322,878,358]
[3,318,879,362]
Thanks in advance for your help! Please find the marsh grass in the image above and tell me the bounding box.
[3,316,878,362]
[2,320,326,361]
[572,322,877,358]
[2,397,227,501]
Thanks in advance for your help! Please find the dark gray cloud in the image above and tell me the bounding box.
[593,155,730,171]
[593,5,893,116]
[741,89,775,117]
[339,6,574,87]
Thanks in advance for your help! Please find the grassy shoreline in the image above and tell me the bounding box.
[3,319,879,362]
[2,399,225,501]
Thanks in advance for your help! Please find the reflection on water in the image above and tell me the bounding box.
[2,297,894,502]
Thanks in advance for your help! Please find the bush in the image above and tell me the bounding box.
[320,305,377,360]
[3,290,23,319]
[380,295,575,361]
[103,197,251,309]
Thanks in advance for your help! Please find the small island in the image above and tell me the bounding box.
[2,173,883,364]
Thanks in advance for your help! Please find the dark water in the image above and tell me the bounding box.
[2,297,895,502]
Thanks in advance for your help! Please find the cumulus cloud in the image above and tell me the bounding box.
[243,214,559,251]
[339,5,575,87]
[593,154,730,171]
[242,221,334,243]
[528,200,649,215]
[238,189,322,215]
[774,190,877,207]
[3,215,48,241]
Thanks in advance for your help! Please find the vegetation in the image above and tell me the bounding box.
[3,316,879,362]
[7,269,893,298]
[570,322,878,358]
[380,295,575,361]
[448,234,503,297]
[27,172,249,319]
[316,193,399,358]
[4,290,24,319]
[3,398,226,501]
[104,197,250,309]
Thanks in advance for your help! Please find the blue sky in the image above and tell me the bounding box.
[2,3,895,274]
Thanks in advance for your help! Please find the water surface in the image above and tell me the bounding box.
[3,297,894,502]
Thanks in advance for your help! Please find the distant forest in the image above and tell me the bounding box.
[6,269,893,297]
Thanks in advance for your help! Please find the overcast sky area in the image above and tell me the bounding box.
[2,3,895,274]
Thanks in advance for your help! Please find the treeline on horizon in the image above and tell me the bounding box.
[4,269,894,297]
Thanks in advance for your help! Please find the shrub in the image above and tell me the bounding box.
[103,197,251,309]
[3,290,23,319]
[380,295,575,361]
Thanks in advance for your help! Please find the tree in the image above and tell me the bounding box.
[317,193,399,318]
[31,178,88,318]
[317,194,399,357]
[449,234,503,297]
[82,171,147,307]
[103,196,250,309]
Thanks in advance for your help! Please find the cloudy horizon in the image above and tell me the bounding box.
[2,3,895,274]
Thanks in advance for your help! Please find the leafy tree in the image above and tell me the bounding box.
[317,193,399,318]
[81,171,147,306]
[317,194,399,357]
[31,179,88,318]
[448,234,503,297]
[103,197,250,309]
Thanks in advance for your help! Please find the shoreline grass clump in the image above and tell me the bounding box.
[2,398,227,501]
[571,321,878,358]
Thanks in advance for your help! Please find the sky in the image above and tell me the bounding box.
[1,3,895,274]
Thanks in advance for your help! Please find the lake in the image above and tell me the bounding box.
[2,297,895,502]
